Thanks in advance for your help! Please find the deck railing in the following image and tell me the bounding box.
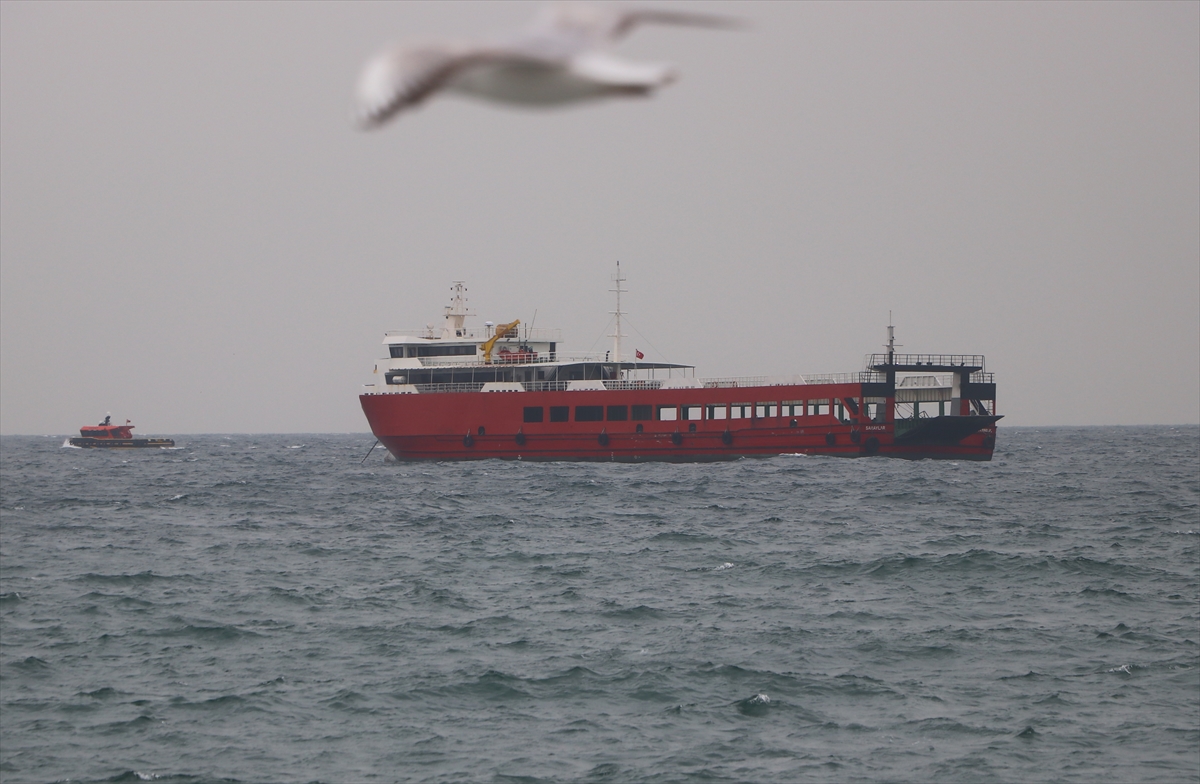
[702,372,884,387]
[368,372,895,395]
[417,352,613,367]
[385,327,562,342]
[866,353,985,370]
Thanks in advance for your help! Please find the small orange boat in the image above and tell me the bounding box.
[69,415,174,448]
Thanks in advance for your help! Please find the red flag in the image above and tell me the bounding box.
[635,349,644,359]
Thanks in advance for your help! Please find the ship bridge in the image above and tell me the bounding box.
[375,278,695,392]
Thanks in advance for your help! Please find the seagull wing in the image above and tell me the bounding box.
[356,42,538,128]
[528,3,742,48]
[605,8,745,40]
[567,52,677,93]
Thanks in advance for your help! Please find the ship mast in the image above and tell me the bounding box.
[442,281,472,339]
[609,262,627,371]
[886,311,895,364]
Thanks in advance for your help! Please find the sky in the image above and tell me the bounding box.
[1,0,1197,434]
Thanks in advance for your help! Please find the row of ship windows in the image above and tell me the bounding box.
[522,400,880,424]
[389,345,477,358]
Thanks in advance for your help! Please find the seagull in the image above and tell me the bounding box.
[354,2,740,128]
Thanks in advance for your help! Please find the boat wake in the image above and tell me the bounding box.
[61,439,82,449]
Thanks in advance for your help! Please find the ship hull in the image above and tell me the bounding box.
[69,438,175,449]
[360,385,998,462]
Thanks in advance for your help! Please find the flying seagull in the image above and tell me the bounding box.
[354,2,740,128]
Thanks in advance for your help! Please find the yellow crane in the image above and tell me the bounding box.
[481,319,520,363]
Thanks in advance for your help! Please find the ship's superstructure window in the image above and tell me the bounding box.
[782,400,803,417]
[388,344,476,358]
[550,406,569,422]
[417,345,476,357]
[756,403,778,418]
[523,406,544,423]
[834,397,860,422]
[682,405,702,421]
[656,405,677,421]
[864,398,886,421]
[730,403,751,419]
[606,405,628,421]
[808,400,830,416]
[576,406,603,422]
[631,405,652,421]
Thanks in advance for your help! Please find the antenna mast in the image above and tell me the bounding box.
[886,311,898,363]
[443,281,472,339]
[609,262,627,374]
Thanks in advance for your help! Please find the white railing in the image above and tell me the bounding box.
[866,353,986,370]
[701,372,884,388]
[384,327,562,342]
[416,351,603,367]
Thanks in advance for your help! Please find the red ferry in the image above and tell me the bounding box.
[69,415,175,448]
[360,277,1000,462]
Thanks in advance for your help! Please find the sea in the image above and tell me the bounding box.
[1,426,1197,784]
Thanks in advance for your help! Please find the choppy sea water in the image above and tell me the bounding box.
[1,427,1197,784]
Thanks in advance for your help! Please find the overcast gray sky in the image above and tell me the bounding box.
[2,0,1197,434]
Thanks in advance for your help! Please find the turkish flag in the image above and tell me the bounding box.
[635,350,644,359]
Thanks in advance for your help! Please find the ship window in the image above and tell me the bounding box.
[864,398,886,421]
[756,403,778,418]
[575,406,604,422]
[682,405,702,421]
[389,346,405,358]
[808,399,830,416]
[782,400,803,417]
[606,405,628,421]
[416,344,477,357]
[730,403,751,419]
[550,406,569,422]
[707,404,727,420]
[656,405,677,421]
[523,406,544,423]
[631,404,652,421]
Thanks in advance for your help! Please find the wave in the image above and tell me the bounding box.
[92,770,232,783]
[600,604,664,620]
[13,656,50,671]
[903,717,1003,736]
[149,623,261,642]
[74,571,184,585]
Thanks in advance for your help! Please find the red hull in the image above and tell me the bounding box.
[360,384,998,462]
